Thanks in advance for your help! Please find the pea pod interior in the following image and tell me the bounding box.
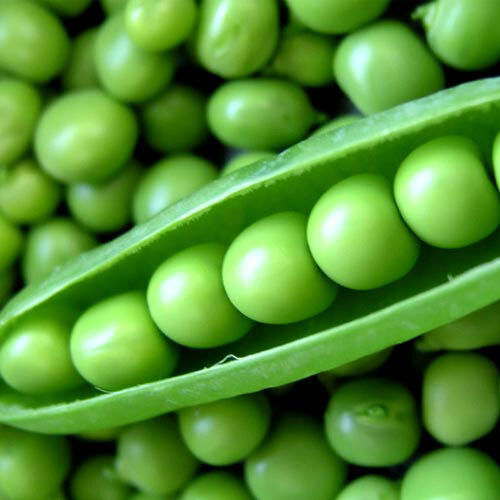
[3,77,500,434]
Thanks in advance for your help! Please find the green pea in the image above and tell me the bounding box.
[181,471,252,500]
[245,414,346,500]
[394,135,500,249]
[35,90,138,184]
[62,29,99,90]
[313,114,360,136]
[100,0,127,15]
[132,155,218,225]
[0,78,42,167]
[336,475,400,500]
[148,243,253,348]
[141,85,208,154]
[0,158,61,225]
[195,0,279,78]
[0,215,22,273]
[0,268,14,306]
[223,211,338,324]
[491,129,500,188]
[70,456,131,500]
[324,378,420,467]
[0,1,70,83]
[325,348,392,377]
[22,218,97,284]
[222,151,275,176]
[95,13,177,103]
[67,163,142,233]
[401,447,500,500]
[129,495,174,500]
[35,0,93,16]
[308,174,420,290]
[207,79,316,150]
[116,415,199,495]
[334,21,444,115]
[285,0,390,34]
[70,291,178,391]
[0,426,70,500]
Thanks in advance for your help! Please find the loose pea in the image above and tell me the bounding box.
[196,0,279,79]
[326,348,392,377]
[334,21,445,115]
[0,215,22,273]
[336,475,400,500]
[308,174,420,290]
[223,211,338,324]
[207,79,316,150]
[116,415,199,495]
[181,471,252,500]
[245,414,346,500]
[132,155,218,224]
[222,151,275,176]
[70,291,179,391]
[100,0,127,15]
[62,29,99,90]
[313,114,360,136]
[394,135,500,248]
[35,90,138,184]
[0,268,14,306]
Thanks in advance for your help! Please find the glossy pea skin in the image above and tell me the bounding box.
[148,243,253,348]
[394,136,500,249]
[196,0,279,79]
[95,14,177,103]
[223,211,338,324]
[0,215,23,273]
[132,155,218,224]
[313,114,360,136]
[245,414,346,500]
[179,394,271,465]
[22,218,97,284]
[208,79,316,150]
[0,79,42,167]
[70,291,179,391]
[308,174,420,290]
[222,151,275,176]
[35,90,138,184]
[334,21,444,115]
[0,426,70,500]
[62,29,99,90]
[324,378,420,467]
[336,475,400,500]
[181,471,252,500]
[401,447,500,500]
[0,1,70,83]
[116,415,199,495]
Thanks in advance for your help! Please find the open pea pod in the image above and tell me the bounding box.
[2,77,500,434]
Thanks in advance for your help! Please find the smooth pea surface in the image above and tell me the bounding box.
[222,151,275,176]
[336,475,400,500]
[62,29,99,90]
[0,215,22,273]
[181,472,252,500]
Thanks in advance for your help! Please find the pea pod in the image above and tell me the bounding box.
[3,78,500,434]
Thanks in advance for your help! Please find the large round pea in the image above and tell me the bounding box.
[0,79,42,167]
[0,1,70,83]
[70,291,178,391]
[132,155,218,224]
[36,0,93,17]
[62,29,99,90]
[35,90,138,184]
[222,151,275,176]
[179,394,271,465]
[401,447,500,500]
[116,415,199,495]
[245,414,346,500]
[336,475,400,500]
[324,378,420,467]
[394,136,500,248]
[308,174,420,290]
[95,13,177,103]
[148,243,253,348]
[207,79,316,150]
[181,472,252,500]
[334,21,444,115]
[22,218,97,284]
[223,211,338,324]
[0,215,22,273]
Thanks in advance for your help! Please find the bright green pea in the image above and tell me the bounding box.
[222,151,275,176]
[116,415,199,496]
[491,130,500,189]
[100,0,127,14]
[0,79,42,167]
[141,85,208,154]
[196,0,279,78]
[22,218,97,284]
[0,426,70,500]
[208,79,316,150]
[35,0,93,16]
[245,414,346,500]
[148,243,253,348]
[35,90,138,184]
[313,114,360,136]
[334,21,444,115]
[0,268,14,306]
[324,378,420,467]
[308,174,420,290]
[0,215,22,273]
[326,348,392,377]
[95,13,177,103]
[285,0,390,34]
[181,472,252,500]
[62,29,99,90]
[70,456,131,500]
[223,211,338,324]
[0,1,70,83]
[401,447,500,500]
[67,163,142,234]
[394,135,500,249]
[336,475,400,500]
[132,155,218,224]
[70,291,178,391]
